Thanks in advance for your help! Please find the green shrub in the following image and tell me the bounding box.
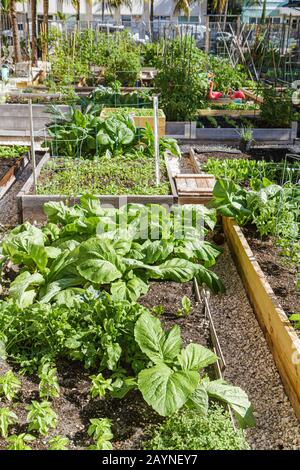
[144,404,249,450]
[105,50,141,87]
[155,37,208,121]
[261,87,294,128]
[209,56,247,94]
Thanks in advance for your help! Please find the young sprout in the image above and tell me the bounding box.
[48,435,70,450]
[177,295,192,317]
[152,305,165,317]
[87,418,113,450]
[0,371,21,401]
[90,373,113,399]
[38,362,60,400]
[0,408,18,438]
[6,433,35,450]
[26,401,58,436]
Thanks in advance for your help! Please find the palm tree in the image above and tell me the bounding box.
[71,0,80,22]
[9,0,22,63]
[31,0,37,65]
[41,0,49,61]
[171,0,191,21]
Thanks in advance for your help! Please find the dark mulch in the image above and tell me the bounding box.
[0,281,209,451]
[243,226,300,324]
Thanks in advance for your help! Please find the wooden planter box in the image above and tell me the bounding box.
[223,217,300,421]
[100,108,166,138]
[0,152,30,199]
[17,153,177,223]
[198,109,261,118]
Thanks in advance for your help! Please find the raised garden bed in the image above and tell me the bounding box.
[223,217,300,421]
[17,153,178,223]
[0,146,30,199]
[100,107,166,138]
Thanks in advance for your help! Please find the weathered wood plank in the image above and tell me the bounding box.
[223,216,300,421]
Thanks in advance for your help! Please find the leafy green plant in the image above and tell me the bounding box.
[177,296,192,317]
[0,371,21,401]
[0,408,18,438]
[6,433,36,450]
[0,146,28,159]
[133,311,255,425]
[261,87,295,128]
[87,418,113,450]
[152,305,165,317]
[26,401,58,436]
[104,50,141,87]
[90,373,113,399]
[48,435,70,450]
[144,404,249,450]
[155,37,208,121]
[38,362,60,399]
[290,314,300,329]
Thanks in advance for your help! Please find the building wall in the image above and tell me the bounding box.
[241,1,286,23]
[16,0,208,24]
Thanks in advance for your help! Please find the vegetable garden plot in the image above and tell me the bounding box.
[208,157,300,420]
[0,146,30,200]
[0,197,254,450]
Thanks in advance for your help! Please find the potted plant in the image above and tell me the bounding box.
[237,127,254,152]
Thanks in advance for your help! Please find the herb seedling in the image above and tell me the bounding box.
[152,305,165,317]
[0,408,18,438]
[90,373,113,399]
[0,371,21,401]
[177,296,192,317]
[26,401,58,436]
[48,435,70,450]
[38,362,60,399]
[87,418,113,450]
[6,433,35,450]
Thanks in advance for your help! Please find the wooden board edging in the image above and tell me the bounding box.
[17,154,178,223]
[0,152,30,200]
[223,216,300,421]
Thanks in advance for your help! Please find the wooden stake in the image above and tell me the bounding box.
[153,95,160,186]
[29,99,37,194]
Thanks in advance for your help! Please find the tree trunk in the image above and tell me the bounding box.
[9,0,22,63]
[41,0,49,61]
[114,5,121,25]
[31,0,37,66]
[76,0,80,22]
[261,0,267,25]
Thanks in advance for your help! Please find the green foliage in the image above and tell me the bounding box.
[26,401,58,436]
[0,371,21,401]
[6,433,36,450]
[0,145,28,159]
[261,87,295,128]
[90,373,113,399]
[176,296,192,317]
[38,362,60,399]
[104,50,141,87]
[155,37,209,121]
[0,408,18,438]
[144,404,249,450]
[87,418,113,450]
[134,311,254,425]
[209,57,247,94]
[48,435,70,450]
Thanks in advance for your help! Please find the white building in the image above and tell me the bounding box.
[16,0,208,25]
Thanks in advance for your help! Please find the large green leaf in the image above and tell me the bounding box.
[154,258,197,282]
[141,240,173,264]
[138,363,199,416]
[77,259,122,284]
[134,312,182,364]
[205,380,256,429]
[178,343,218,371]
[9,271,45,308]
[110,276,148,302]
[186,384,209,415]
